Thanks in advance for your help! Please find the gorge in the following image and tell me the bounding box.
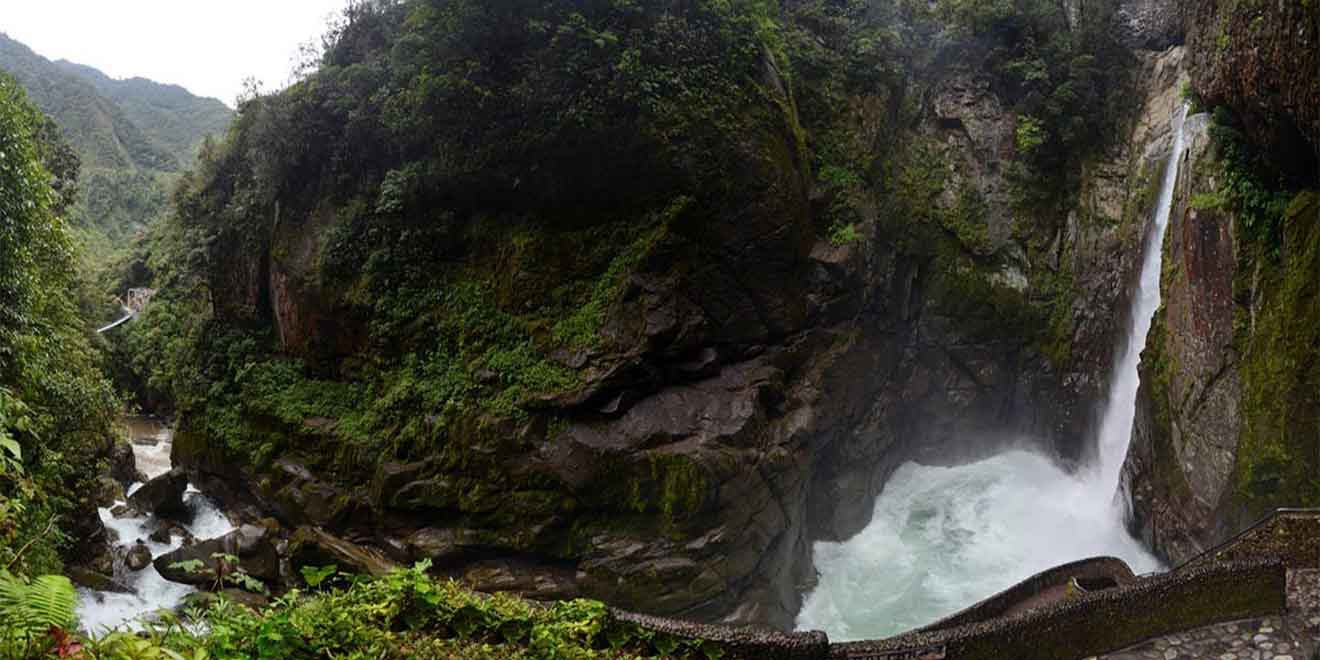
[2,0,1320,658]
[797,104,1186,641]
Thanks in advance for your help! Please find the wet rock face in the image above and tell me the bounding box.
[1122,114,1242,564]
[1187,1,1320,176]
[128,467,189,518]
[1117,0,1186,49]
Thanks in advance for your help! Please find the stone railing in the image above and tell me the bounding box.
[1178,507,1320,571]
[915,556,1136,634]
[605,608,829,660]
[551,510,1320,658]
[830,558,1285,660]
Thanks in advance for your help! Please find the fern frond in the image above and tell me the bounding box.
[0,570,77,638]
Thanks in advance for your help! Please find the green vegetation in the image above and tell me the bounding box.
[3,562,732,659]
[0,72,118,576]
[937,0,1131,204]
[0,33,231,313]
[1190,108,1320,510]
[117,0,814,477]
[0,571,78,653]
[1234,189,1320,507]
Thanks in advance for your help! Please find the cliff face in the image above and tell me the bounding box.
[1124,2,1320,563]
[131,1,1187,629]
[1122,114,1242,561]
[1185,0,1320,177]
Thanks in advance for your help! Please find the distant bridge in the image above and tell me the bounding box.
[96,288,156,333]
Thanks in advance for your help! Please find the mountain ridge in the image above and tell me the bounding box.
[0,31,232,246]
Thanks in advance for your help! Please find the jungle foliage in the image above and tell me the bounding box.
[4,562,727,659]
[0,73,119,577]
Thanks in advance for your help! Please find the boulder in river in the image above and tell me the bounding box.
[108,437,139,487]
[67,566,134,594]
[154,524,280,587]
[128,467,189,518]
[124,542,153,572]
[149,521,196,546]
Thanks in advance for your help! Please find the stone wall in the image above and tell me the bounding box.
[916,557,1136,634]
[1184,509,1320,571]
[830,558,1284,660]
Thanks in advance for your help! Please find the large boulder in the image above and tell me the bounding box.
[123,542,153,572]
[405,527,482,565]
[128,468,189,518]
[154,524,280,587]
[67,566,134,594]
[288,526,398,578]
[108,438,140,487]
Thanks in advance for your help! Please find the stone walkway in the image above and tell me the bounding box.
[1094,571,1320,660]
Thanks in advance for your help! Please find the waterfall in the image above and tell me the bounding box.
[1093,104,1189,495]
[795,105,1189,641]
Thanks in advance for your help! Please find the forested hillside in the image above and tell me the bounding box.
[0,34,230,260]
[0,72,119,577]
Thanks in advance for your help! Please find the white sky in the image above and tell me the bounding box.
[0,0,350,106]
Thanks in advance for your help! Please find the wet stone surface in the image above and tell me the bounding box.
[1094,570,1319,660]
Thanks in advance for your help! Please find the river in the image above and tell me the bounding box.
[76,416,236,635]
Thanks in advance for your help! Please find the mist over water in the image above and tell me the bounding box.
[796,106,1189,641]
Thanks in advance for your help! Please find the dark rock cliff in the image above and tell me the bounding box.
[1185,0,1320,177]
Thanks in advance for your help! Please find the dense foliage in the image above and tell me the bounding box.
[3,563,731,659]
[110,0,1142,495]
[0,73,118,575]
[121,0,815,472]
[936,0,1129,202]
[0,33,231,304]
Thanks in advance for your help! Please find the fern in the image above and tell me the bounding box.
[0,570,78,638]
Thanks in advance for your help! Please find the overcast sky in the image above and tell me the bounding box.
[0,0,349,106]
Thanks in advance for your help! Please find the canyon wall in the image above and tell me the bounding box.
[1125,1,1320,564]
[122,1,1192,628]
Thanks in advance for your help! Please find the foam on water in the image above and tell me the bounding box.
[77,422,237,635]
[796,452,1162,639]
[796,105,1189,640]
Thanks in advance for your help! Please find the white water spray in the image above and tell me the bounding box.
[796,105,1189,641]
[76,419,237,635]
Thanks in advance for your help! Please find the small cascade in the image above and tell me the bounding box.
[76,418,237,635]
[796,105,1190,641]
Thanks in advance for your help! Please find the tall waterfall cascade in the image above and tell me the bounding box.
[796,105,1190,641]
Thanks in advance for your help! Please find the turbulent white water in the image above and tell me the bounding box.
[797,106,1189,641]
[76,419,237,636]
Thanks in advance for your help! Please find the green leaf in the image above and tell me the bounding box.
[0,435,20,461]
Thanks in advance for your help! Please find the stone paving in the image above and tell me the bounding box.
[1093,571,1320,660]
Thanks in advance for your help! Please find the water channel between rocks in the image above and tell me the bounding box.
[796,106,1190,641]
[77,416,237,635]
